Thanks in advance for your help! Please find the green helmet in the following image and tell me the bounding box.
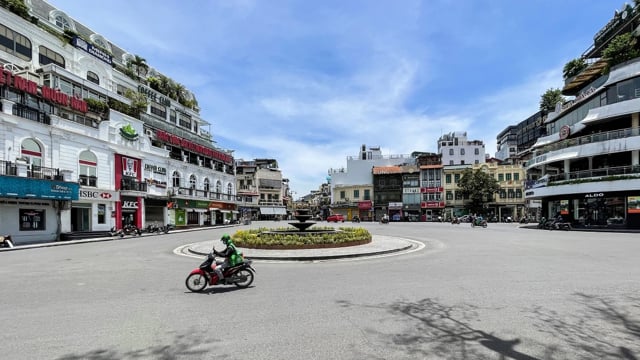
[221,234,231,245]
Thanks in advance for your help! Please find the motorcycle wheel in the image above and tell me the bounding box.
[185,273,208,292]
[233,269,254,288]
[482,223,487,228]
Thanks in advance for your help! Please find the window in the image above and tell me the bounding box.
[506,173,512,181]
[498,173,504,182]
[216,181,222,195]
[172,171,181,188]
[445,174,452,184]
[51,11,73,31]
[340,191,346,199]
[86,71,99,85]
[449,149,454,155]
[39,46,65,68]
[19,209,45,231]
[446,191,453,200]
[353,190,360,199]
[449,160,454,165]
[364,189,370,200]
[150,102,166,118]
[513,173,519,181]
[0,24,32,61]
[474,160,479,164]
[97,204,106,224]
[454,174,460,183]
[78,150,97,186]
[500,190,506,198]
[475,148,480,155]
[460,148,465,155]
[203,178,210,192]
[508,190,515,198]
[515,189,522,198]
[460,160,465,165]
[455,191,463,200]
[21,139,42,169]
[189,175,196,189]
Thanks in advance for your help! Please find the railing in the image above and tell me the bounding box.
[0,160,17,176]
[79,175,97,187]
[548,164,640,183]
[28,165,62,180]
[527,127,640,167]
[258,200,284,206]
[120,179,148,192]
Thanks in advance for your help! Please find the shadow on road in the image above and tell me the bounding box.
[529,292,640,359]
[55,328,222,360]
[338,293,640,359]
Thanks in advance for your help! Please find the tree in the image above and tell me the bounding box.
[563,57,587,79]
[540,88,564,114]
[457,168,501,216]
[602,32,640,73]
[130,55,148,78]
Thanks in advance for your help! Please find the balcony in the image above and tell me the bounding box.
[120,179,147,192]
[79,175,97,187]
[527,127,640,168]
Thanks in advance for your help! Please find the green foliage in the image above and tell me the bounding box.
[231,227,372,248]
[563,58,587,79]
[84,98,109,114]
[2,0,29,19]
[602,32,640,73]
[539,88,565,113]
[457,168,501,215]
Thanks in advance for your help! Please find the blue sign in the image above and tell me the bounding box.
[0,177,79,200]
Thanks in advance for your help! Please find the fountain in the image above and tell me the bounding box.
[288,208,316,232]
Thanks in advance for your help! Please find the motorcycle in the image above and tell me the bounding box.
[380,216,389,224]
[146,223,170,234]
[0,235,14,248]
[111,224,142,237]
[451,217,460,225]
[548,220,572,231]
[185,249,256,292]
[352,216,360,223]
[471,218,488,228]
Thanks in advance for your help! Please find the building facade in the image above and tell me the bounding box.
[438,132,486,166]
[525,2,640,229]
[0,1,237,243]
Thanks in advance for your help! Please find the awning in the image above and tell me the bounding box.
[260,207,274,214]
[220,210,230,213]
[581,97,640,125]
[273,207,287,215]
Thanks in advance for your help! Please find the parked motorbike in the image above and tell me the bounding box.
[0,235,14,248]
[380,216,389,224]
[537,218,548,229]
[146,223,170,234]
[352,216,361,223]
[548,220,572,231]
[111,224,142,237]
[520,217,529,224]
[451,217,460,225]
[185,249,255,292]
[471,218,488,228]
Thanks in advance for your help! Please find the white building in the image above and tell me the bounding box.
[438,132,486,166]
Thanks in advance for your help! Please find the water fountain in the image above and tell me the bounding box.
[288,208,316,232]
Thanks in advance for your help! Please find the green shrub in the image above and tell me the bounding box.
[231,227,372,248]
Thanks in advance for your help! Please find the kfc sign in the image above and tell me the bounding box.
[122,157,138,178]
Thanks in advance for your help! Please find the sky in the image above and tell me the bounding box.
[48,0,621,198]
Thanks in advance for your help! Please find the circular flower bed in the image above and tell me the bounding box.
[231,226,371,250]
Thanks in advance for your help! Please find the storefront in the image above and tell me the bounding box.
[73,188,119,232]
[114,154,143,229]
[357,200,373,221]
[542,191,640,229]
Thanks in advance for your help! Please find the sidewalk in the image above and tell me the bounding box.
[0,226,418,261]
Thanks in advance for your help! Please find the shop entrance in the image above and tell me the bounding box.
[71,206,91,231]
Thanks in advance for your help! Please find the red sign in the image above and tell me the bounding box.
[358,200,372,210]
[156,130,233,164]
[421,187,444,193]
[421,201,445,208]
[0,69,87,112]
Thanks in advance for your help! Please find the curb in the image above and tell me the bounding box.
[187,243,416,261]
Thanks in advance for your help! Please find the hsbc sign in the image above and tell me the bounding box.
[79,188,120,201]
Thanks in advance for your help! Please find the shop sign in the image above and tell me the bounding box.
[79,189,120,201]
[388,202,403,209]
[155,130,233,164]
[358,200,372,210]
[122,200,139,209]
[144,163,167,175]
[584,192,605,198]
[421,201,445,208]
[403,188,420,194]
[421,187,443,193]
[559,125,571,140]
[72,37,112,65]
[0,69,87,112]
[122,157,139,177]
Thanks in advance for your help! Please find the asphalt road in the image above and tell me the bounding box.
[1,221,638,360]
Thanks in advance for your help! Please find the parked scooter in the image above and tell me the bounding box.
[471,217,488,228]
[380,215,389,224]
[0,235,14,248]
[352,215,361,223]
[111,224,142,237]
[185,247,255,292]
[146,223,170,234]
[451,217,460,225]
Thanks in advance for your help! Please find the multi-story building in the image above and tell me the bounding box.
[438,132,486,166]
[235,158,286,220]
[330,183,372,221]
[328,144,410,219]
[495,125,518,161]
[416,152,444,221]
[0,1,236,243]
[482,160,526,221]
[442,164,472,218]
[372,165,403,221]
[525,2,640,229]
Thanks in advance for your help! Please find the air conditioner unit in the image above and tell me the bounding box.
[145,129,153,137]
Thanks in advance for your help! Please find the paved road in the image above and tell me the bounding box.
[1,221,638,359]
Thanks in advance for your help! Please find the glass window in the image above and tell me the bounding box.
[86,71,99,85]
[78,150,97,187]
[189,175,196,189]
[203,178,210,192]
[0,24,32,61]
[460,148,465,155]
[364,189,370,200]
[500,190,506,198]
[449,149,454,155]
[449,160,454,165]
[498,173,504,182]
[39,45,65,68]
[515,189,522,198]
[216,180,222,194]
[340,191,346,199]
[353,189,360,199]
[506,173,512,181]
[150,102,166,118]
[97,204,106,224]
[454,174,460,183]
[446,191,453,200]
[475,148,479,155]
[21,139,42,167]
[54,14,72,31]
[445,174,451,184]
[172,171,181,187]
[514,173,520,181]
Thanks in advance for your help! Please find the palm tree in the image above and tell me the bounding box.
[540,88,565,114]
[130,55,148,78]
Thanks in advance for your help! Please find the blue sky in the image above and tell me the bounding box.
[48,0,620,197]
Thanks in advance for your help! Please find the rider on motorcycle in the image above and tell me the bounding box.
[213,234,243,281]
